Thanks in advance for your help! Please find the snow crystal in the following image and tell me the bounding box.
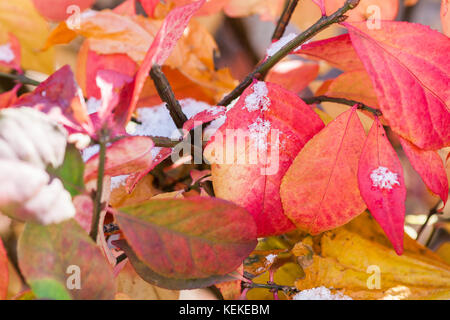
[204,98,239,141]
[244,81,271,112]
[370,166,400,190]
[248,117,271,152]
[265,254,277,265]
[293,287,352,300]
[0,43,14,63]
[266,33,297,57]
[110,175,129,191]
[86,97,101,115]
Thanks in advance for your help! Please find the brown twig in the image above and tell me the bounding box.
[272,0,299,41]
[217,0,361,107]
[416,200,442,240]
[0,71,40,86]
[302,95,382,117]
[150,65,188,128]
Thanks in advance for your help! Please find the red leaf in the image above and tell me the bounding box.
[207,81,324,237]
[280,106,366,234]
[358,118,406,255]
[73,194,93,233]
[0,238,8,300]
[115,197,257,279]
[0,84,20,109]
[84,136,154,182]
[139,0,161,17]
[182,106,226,134]
[116,0,206,126]
[265,60,319,94]
[399,137,448,207]
[14,65,93,135]
[294,34,364,71]
[0,33,21,71]
[345,21,450,150]
[114,0,136,15]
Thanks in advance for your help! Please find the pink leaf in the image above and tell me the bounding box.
[399,137,448,208]
[14,65,93,135]
[345,21,450,150]
[358,117,406,255]
[84,136,154,182]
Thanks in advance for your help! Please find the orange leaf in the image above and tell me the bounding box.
[265,60,319,94]
[280,106,366,234]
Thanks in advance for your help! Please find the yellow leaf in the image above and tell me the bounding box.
[0,0,54,73]
[437,242,450,265]
[295,213,450,300]
[110,175,159,208]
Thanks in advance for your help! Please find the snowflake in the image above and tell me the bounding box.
[266,33,297,57]
[293,287,352,300]
[248,117,271,152]
[370,166,400,190]
[244,81,271,112]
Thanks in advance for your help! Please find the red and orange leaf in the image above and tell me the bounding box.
[18,219,116,299]
[0,84,20,109]
[0,237,8,300]
[280,106,366,234]
[207,81,324,237]
[442,0,450,36]
[358,118,406,255]
[115,197,257,279]
[265,60,319,94]
[399,137,448,207]
[345,21,450,150]
[84,136,154,183]
[294,34,364,71]
[140,0,161,17]
[14,65,93,135]
[32,0,95,21]
[0,33,21,71]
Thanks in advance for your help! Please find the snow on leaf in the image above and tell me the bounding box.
[358,118,406,255]
[370,166,401,190]
[243,81,271,112]
[293,286,352,300]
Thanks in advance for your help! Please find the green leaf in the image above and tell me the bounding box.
[48,144,85,197]
[29,278,72,300]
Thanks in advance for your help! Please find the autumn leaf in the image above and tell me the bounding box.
[32,0,95,21]
[280,106,366,234]
[0,33,21,71]
[0,0,54,73]
[345,20,450,150]
[358,118,406,255]
[265,60,319,94]
[294,34,364,71]
[14,65,93,135]
[0,238,8,300]
[18,219,116,300]
[207,81,324,237]
[0,84,20,109]
[110,174,159,208]
[115,197,257,279]
[73,194,93,233]
[399,137,448,207]
[84,136,154,183]
[295,213,450,300]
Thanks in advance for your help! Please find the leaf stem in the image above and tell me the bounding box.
[217,0,361,107]
[302,95,382,116]
[0,71,40,86]
[272,0,299,41]
[89,134,107,241]
[150,65,188,128]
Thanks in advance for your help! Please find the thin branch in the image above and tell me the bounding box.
[302,95,382,116]
[416,200,442,240]
[150,135,182,148]
[218,0,361,107]
[150,65,188,128]
[89,133,107,241]
[0,71,40,86]
[272,0,299,41]
[242,281,298,295]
